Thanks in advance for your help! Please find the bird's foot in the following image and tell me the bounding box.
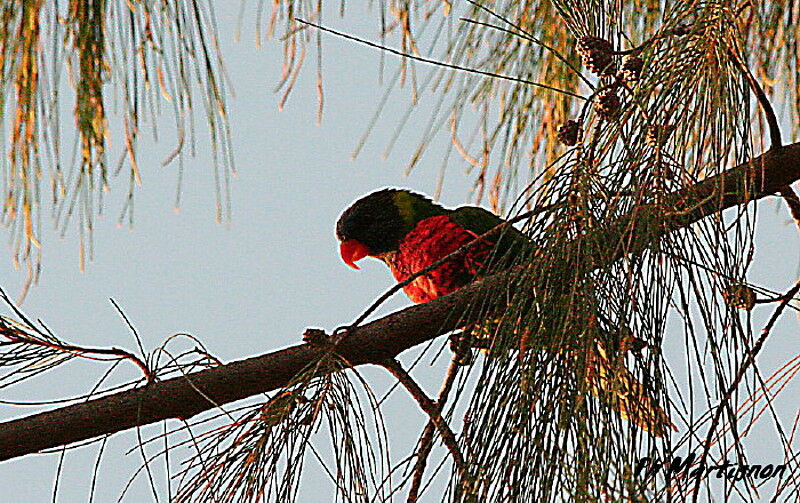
[302,327,333,348]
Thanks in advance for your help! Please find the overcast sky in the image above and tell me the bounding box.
[1,3,799,502]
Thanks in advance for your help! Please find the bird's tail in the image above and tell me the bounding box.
[585,340,674,436]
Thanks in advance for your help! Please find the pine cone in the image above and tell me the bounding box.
[619,55,644,83]
[567,190,582,208]
[576,36,616,76]
[653,161,675,179]
[645,124,676,147]
[722,284,756,311]
[672,23,691,36]
[557,120,583,146]
[594,88,621,121]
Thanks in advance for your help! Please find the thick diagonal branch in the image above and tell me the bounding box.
[1,142,800,462]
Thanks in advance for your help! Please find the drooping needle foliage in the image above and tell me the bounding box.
[0,0,233,292]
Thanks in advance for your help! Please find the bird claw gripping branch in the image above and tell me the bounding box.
[302,327,331,346]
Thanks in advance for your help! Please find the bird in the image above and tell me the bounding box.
[335,188,672,436]
[336,188,524,303]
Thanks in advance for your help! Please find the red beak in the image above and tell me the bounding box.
[339,239,371,270]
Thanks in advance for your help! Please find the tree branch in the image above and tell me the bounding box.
[379,359,465,472]
[408,358,461,502]
[1,142,800,462]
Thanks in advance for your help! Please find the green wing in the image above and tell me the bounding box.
[449,206,529,266]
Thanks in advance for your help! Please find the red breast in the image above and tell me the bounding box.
[388,215,492,303]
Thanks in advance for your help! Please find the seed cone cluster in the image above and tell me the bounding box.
[722,284,757,311]
[557,120,583,146]
[577,36,616,76]
[645,124,677,147]
[619,55,644,83]
[594,88,621,121]
[558,30,686,144]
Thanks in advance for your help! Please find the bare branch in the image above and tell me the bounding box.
[380,359,465,472]
[408,358,461,502]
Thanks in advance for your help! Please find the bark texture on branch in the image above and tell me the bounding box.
[1,142,799,462]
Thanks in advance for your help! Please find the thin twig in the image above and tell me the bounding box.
[379,358,465,473]
[459,0,592,88]
[109,298,148,366]
[0,289,154,383]
[0,288,155,383]
[0,325,154,383]
[609,24,694,56]
[294,19,585,100]
[727,48,782,149]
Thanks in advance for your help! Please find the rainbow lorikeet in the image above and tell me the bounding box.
[336,188,672,436]
[336,188,523,302]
